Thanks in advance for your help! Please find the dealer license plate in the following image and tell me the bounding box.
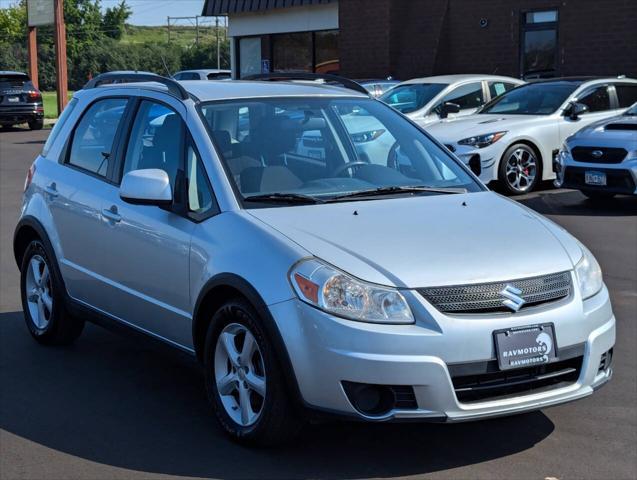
[494,323,557,370]
[585,171,607,186]
[7,96,20,103]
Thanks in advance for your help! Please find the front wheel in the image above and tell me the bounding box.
[498,143,541,195]
[20,240,84,345]
[204,298,303,446]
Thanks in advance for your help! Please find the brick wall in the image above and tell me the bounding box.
[338,0,637,79]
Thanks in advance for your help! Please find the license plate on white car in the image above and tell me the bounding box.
[585,171,607,186]
[493,324,557,370]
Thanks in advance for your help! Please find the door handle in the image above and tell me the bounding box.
[44,183,58,198]
[102,206,122,223]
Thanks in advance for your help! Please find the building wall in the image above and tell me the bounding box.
[338,0,637,80]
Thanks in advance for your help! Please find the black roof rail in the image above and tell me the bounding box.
[84,72,190,100]
[243,72,370,96]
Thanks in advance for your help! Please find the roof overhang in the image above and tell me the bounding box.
[202,0,335,16]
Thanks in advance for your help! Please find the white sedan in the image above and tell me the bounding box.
[426,77,637,194]
[379,74,524,127]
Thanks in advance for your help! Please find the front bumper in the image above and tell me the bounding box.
[554,150,637,195]
[444,143,503,184]
[270,283,615,421]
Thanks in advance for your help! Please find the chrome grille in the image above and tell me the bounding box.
[419,271,572,314]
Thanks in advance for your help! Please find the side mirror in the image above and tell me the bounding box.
[120,169,172,206]
[565,101,589,120]
[439,102,461,119]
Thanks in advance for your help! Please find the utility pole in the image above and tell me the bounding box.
[195,15,199,46]
[27,27,38,89]
[167,16,171,42]
[216,16,220,69]
[54,0,68,114]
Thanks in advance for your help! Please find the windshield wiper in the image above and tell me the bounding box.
[243,193,324,204]
[328,185,467,202]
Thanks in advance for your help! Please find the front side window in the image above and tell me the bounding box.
[440,82,485,110]
[576,86,611,113]
[187,143,216,217]
[200,98,481,206]
[379,83,447,114]
[122,101,183,190]
[481,83,576,115]
[68,98,128,177]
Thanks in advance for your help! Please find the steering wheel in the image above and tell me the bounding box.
[387,141,400,169]
[330,161,370,178]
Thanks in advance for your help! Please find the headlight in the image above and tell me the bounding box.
[290,258,415,324]
[458,131,507,149]
[575,244,603,300]
[350,129,386,143]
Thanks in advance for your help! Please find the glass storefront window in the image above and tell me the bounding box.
[239,37,261,78]
[315,30,339,74]
[272,32,313,72]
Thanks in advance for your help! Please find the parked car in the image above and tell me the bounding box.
[379,74,524,126]
[173,69,231,81]
[0,71,44,130]
[14,72,615,446]
[426,77,637,194]
[356,78,401,98]
[555,102,637,199]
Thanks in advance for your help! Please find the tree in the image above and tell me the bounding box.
[0,1,27,44]
[102,0,131,40]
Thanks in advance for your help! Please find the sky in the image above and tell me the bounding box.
[101,0,207,26]
[0,0,209,26]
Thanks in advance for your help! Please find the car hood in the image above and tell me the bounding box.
[247,191,582,288]
[569,113,637,145]
[425,114,546,142]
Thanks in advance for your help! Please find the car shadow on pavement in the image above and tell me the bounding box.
[517,189,637,217]
[0,310,555,479]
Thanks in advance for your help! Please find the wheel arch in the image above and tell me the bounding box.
[14,216,54,271]
[500,139,544,175]
[192,273,304,405]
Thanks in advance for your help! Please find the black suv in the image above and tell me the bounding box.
[0,71,44,130]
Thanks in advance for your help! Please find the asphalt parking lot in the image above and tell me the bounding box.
[1,126,636,480]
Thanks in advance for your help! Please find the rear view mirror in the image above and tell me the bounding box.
[120,169,172,206]
[565,101,589,120]
[439,102,461,119]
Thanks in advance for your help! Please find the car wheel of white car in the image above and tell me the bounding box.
[499,143,540,195]
[204,298,303,446]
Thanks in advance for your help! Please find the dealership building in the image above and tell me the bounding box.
[202,0,637,81]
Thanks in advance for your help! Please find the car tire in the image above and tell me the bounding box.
[204,298,303,446]
[29,119,44,131]
[20,240,84,345]
[498,143,541,195]
[582,190,616,201]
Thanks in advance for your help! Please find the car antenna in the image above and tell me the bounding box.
[160,55,173,78]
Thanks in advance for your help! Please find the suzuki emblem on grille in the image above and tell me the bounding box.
[500,285,526,312]
[591,150,604,158]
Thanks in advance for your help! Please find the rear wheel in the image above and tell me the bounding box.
[20,240,84,345]
[582,189,616,201]
[204,298,303,446]
[498,143,541,195]
[29,119,44,131]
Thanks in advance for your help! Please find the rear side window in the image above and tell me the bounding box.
[615,84,637,108]
[68,98,128,177]
[488,81,517,99]
[42,98,78,157]
[577,86,611,112]
[442,82,485,110]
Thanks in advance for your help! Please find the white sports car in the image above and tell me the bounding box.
[426,77,637,194]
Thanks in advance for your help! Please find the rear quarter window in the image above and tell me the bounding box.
[42,98,79,158]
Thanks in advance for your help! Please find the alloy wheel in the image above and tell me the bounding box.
[214,323,267,427]
[25,255,53,330]
[505,147,537,193]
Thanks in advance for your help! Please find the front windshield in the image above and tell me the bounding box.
[625,103,637,115]
[480,82,578,115]
[200,97,481,205]
[379,83,447,114]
